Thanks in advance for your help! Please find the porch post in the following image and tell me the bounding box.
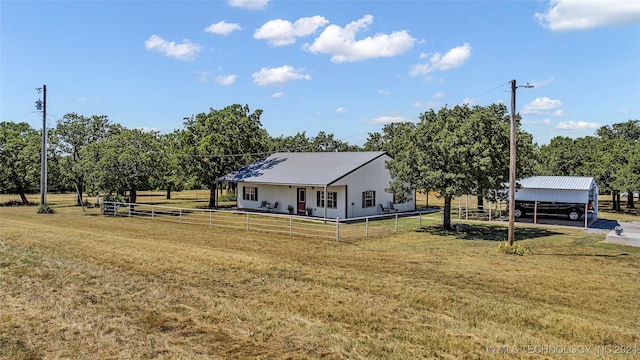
[324,185,328,220]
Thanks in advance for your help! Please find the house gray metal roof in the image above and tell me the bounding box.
[518,176,596,191]
[219,151,388,186]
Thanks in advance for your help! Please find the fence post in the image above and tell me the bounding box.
[113,202,117,216]
[395,214,398,232]
[458,207,461,220]
[365,217,369,238]
[209,210,212,227]
[152,205,155,220]
[488,205,492,221]
[419,212,422,227]
[336,217,339,242]
[289,216,292,236]
[128,204,131,217]
[179,209,182,223]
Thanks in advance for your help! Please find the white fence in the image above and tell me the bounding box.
[101,201,440,241]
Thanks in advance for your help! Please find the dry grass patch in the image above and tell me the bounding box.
[1,193,639,359]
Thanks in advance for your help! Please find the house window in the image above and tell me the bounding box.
[243,186,258,201]
[362,190,375,208]
[317,191,338,209]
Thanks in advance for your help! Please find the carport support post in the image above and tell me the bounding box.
[336,217,339,242]
[584,202,588,228]
[534,201,538,224]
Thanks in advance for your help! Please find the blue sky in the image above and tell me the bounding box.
[2,0,639,146]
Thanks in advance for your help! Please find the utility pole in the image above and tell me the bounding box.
[36,85,47,206]
[508,80,533,246]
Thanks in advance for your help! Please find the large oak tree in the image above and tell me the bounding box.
[54,113,121,204]
[0,122,41,204]
[387,104,535,230]
[182,104,270,208]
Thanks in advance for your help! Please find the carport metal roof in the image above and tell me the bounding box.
[518,176,596,191]
[513,176,598,205]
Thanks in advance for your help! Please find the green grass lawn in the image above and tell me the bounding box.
[1,192,639,359]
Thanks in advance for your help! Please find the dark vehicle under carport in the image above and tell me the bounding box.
[513,200,595,221]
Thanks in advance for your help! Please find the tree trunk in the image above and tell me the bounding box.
[129,188,137,204]
[166,186,172,200]
[19,189,28,204]
[76,182,84,205]
[443,195,452,230]
[616,191,622,212]
[208,183,216,208]
[612,191,618,211]
[627,190,635,208]
[477,196,484,212]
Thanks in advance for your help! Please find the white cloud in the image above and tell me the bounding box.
[378,89,390,95]
[414,101,441,108]
[409,43,471,76]
[228,0,269,10]
[215,74,237,85]
[433,91,445,99]
[270,92,285,98]
[145,35,201,61]
[553,109,567,117]
[535,0,640,31]
[460,97,477,106]
[529,76,555,88]
[618,108,629,114]
[251,65,311,86]
[363,116,413,124]
[521,97,563,115]
[335,107,348,113]
[254,16,329,46]
[303,15,415,62]
[522,118,552,125]
[556,120,600,130]
[137,127,160,133]
[205,21,241,36]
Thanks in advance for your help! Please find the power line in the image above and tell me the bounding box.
[39,83,510,160]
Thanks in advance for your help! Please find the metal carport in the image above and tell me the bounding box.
[511,176,599,228]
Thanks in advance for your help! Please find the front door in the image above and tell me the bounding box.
[297,188,306,214]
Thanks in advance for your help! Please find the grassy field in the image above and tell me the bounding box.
[1,192,639,359]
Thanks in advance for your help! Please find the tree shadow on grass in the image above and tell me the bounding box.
[415,223,560,241]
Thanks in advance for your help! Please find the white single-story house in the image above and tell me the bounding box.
[510,176,599,226]
[218,151,415,219]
